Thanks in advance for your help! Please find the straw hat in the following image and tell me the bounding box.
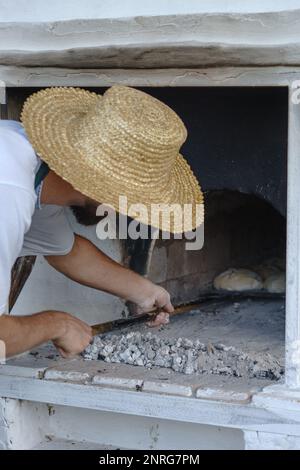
[21,85,204,233]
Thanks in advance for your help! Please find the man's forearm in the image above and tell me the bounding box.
[46,235,155,305]
[0,312,64,358]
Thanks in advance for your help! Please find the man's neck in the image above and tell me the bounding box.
[40,171,85,207]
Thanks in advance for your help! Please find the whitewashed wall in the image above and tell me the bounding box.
[2,1,300,70]
[1,0,298,23]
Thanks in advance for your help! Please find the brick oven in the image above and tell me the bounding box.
[1,1,300,450]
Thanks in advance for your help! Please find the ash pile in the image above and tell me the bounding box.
[83,331,284,381]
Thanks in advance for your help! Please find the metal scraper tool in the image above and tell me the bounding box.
[91,302,202,336]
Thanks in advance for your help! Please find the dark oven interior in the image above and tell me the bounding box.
[124,87,288,305]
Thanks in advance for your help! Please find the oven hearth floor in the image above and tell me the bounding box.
[84,297,285,381]
[120,298,285,354]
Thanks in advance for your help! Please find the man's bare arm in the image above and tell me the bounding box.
[0,311,92,358]
[46,235,174,318]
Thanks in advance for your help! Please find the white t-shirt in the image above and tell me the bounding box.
[0,121,37,314]
[0,121,74,314]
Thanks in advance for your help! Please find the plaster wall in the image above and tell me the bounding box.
[0,1,298,23]
[1,2,300,68]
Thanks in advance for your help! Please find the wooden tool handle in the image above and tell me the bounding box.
[91,302,202,336]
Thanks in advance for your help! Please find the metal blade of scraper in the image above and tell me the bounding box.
[91,302,203,336]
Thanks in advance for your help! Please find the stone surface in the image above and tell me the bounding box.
[196,387,251,404]
[92,375,143,390]
[44,369,90,382]
[143,381,193,397]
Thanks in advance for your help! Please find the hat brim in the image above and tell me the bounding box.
[21,87,204,233]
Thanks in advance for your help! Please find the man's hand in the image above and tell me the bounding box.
[133,285,174,327]
[0,311,92,358]
[52,312,92,358]
[46,235,174,328]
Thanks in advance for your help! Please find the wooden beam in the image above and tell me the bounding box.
[9,256,36,312]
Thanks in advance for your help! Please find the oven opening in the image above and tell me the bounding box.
[6,86,288,382]
[86,87,288,382]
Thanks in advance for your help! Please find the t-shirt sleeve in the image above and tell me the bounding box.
[21,205,75,257]
[0,185,35,314]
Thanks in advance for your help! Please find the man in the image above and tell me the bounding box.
[0,85,203,358]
